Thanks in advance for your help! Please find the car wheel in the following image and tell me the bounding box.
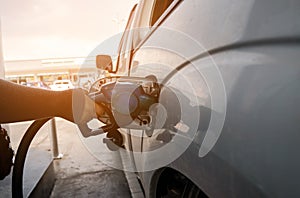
[156,168,208,198]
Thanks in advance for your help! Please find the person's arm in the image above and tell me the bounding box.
[0,79,99,124]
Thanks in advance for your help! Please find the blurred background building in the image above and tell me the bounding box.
[4,57,98,88]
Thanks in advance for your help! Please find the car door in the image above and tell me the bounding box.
[125,1,300,197]
[126,0,226,179]
[123,0,206,174]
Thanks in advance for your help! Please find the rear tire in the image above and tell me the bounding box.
[156,168,208,198]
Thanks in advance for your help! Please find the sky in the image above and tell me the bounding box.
[0,0,138,60]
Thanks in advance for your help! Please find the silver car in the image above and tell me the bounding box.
[93,0,300,197]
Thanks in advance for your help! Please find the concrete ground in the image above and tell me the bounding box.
[0,120,53,197]
[50,119,132,198]
[0,118,133,198]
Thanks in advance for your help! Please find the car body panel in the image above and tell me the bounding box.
[139,44,300,197]
[113,0,300,197]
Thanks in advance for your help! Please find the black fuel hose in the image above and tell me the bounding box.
[12,118,51,198]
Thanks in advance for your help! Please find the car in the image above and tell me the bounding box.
[87,0,300,197]
[50,80,74,91]
[24,81,51,89]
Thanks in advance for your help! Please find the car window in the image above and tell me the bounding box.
[150,0,174,26]
[116,0,181,73]
[132,0,179,49]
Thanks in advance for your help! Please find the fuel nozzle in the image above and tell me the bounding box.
[94,80,157,128]
[87,77,159,150]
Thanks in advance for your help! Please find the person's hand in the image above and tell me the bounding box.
[72,89,104,125]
